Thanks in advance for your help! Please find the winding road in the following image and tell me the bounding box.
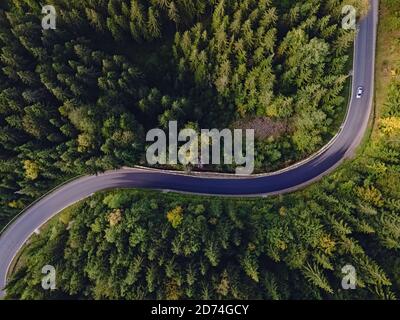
[0,0,379,297]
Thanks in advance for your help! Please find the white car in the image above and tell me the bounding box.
[356,86,364,99]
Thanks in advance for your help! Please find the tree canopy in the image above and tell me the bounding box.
[0,0,367,225]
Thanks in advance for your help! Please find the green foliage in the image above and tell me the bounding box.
[6,170,400,300]
[0,0,356,224]
[2,0,400,301]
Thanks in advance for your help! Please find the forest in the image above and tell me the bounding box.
[5,0,400,295]
[6,135,400,300]
[0,0,369,227]
[2,0,400,301]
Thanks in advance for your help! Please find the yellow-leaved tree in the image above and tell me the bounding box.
[167,206,184,228]
[23,160,39,180]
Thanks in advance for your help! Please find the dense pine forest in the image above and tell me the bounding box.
[5,0,400,297]
[0,0,369,227]
[2,0,399,301]
[6,129,400,300]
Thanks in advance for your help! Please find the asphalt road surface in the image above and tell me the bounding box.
[0,0,379,298]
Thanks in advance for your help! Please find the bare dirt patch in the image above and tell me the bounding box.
[233,117,290,140]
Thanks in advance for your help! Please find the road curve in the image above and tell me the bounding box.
[0,1,378,297]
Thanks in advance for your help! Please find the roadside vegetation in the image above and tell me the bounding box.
[0,0,369,226]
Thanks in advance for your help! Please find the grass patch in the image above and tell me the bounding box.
[374,0,400,134]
